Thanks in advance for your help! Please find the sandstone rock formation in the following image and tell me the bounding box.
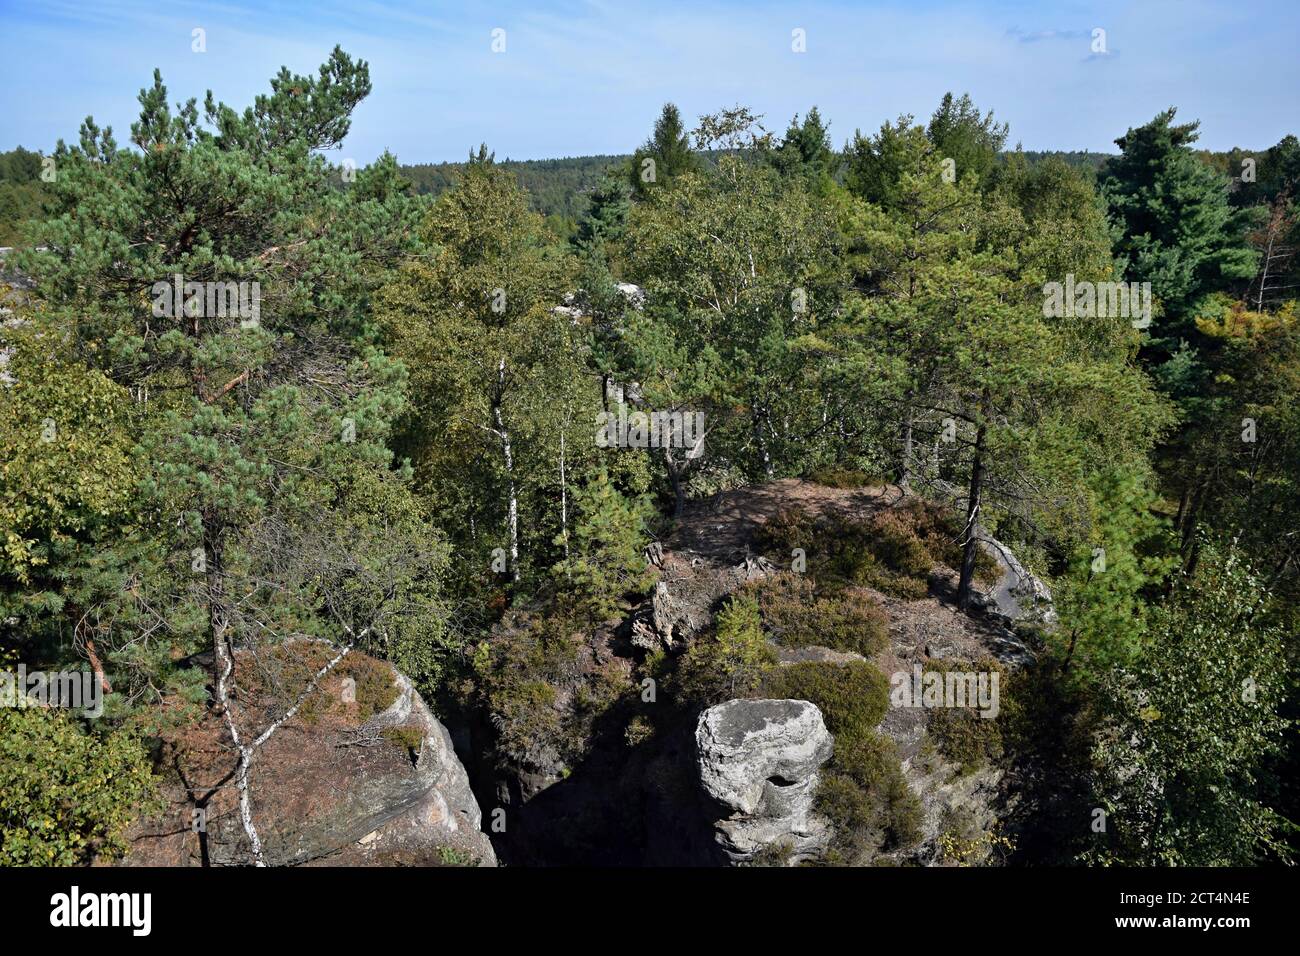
[973,534,1057,631]
[695,698,834,864]
[308,670,497,867]
[121,651,496,867]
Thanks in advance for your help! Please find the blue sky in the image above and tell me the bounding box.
[1,0,1296,164]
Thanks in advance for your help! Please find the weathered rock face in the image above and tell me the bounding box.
[974,535,1057,632]
[298,670,498,867]
[629,555,775,652]
[121,652,496,867]
[695,699,834,864]
[468,481,1050,866]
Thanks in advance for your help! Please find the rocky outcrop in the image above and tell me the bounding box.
[973,534,1057,632]
[903,751,1004,866]
[470,480,1051,866]
[695,699,834,864]
[553,281,644,321]
[121,652,496,867]
[629,554,775,652]
[293,670,497,867]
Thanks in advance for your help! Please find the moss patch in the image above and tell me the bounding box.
[381,723,424,754]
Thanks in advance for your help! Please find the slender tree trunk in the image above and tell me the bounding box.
[204,527,269,866]
[1257,227,1274,312]
[205,524,230,707]
[899,410,915,492]
[1179,481,1204,574]
[559,428,569,561]
[754,407,774,480]
[1060,569,1095,674]
[1268,550,1295,591]
[664,446,686,517]
[496,405,520,583]
[1174,481,1192,533]
[495,358,520,583]
[957,398,989,610]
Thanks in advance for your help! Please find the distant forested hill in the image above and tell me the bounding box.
[401,154,627,235]
[397,149,1115,235]
[0,147,48,246]
[1014,149,1113,174]
[0,145,1237,247]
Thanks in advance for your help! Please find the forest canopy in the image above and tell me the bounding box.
[1,50,1296,870]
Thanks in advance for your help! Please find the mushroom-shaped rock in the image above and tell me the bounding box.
[695,699,834,863]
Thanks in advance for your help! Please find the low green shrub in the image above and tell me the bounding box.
[754,499,999,600]
[816,732,924,861]
[435,845,477,866]
[761,660,889,741]
[676,593,776,705]
[260,644,399,726]
[343,655,401,720]
[759,658,920,863]
[753,506,817,555]
[747,838,795,867]
[381,723,424,754]
[806,465,880,489]
[472,616,575,768]
[922,657,1008,776]
[747,574,890,657]
[624,715,654,747]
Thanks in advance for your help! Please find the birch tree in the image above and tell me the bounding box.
[377,152,582,588]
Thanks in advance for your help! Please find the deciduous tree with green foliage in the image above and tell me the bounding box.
[378,149,585,590]
[625,107,844,492]
[1087,546,1292,865]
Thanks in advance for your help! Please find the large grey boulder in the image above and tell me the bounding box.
[695,698,834,864]
[973,535,1057,633]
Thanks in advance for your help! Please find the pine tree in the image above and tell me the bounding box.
[1099,109,1260,397]
[10,49,451,864]
[770,107,836,189]
[628,103,698,199]
[552,467,653,616]
[573,172,632,258]
[1053,469,1173,682]
[925,92,1007,188]
[843,119,1170,609]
